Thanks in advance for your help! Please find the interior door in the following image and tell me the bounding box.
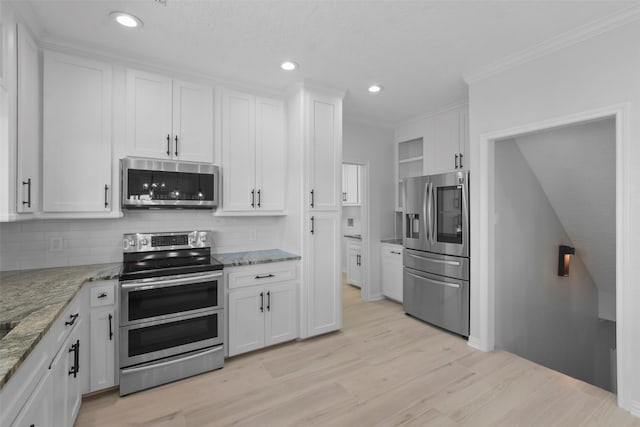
[429,171,469,257]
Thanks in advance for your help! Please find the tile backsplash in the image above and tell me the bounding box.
[0,211,283,271]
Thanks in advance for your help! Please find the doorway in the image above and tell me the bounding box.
[341,161,370,301]
[472,104,631,405]
[493,117,616,392]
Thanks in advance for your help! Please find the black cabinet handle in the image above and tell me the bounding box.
[22,178,31,208]
[255,274,275,279]
[68,340,79,377]
[459,153,463,168]
[251,189,255,208]
[342,192,346,202]
[257,189,261,208]
[104,184,109,208]
[310,216,315,234]
[65,313,79,326]
[174,135,179,157]
[259,292,264,312]
[310,189,315,208]
[108,313,113,341]
[166,134,171,156]
[390,251,401,255]
[97,292,107,299]
[267,291,271,312]
[455,153,459,169]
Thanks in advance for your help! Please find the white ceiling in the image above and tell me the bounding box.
[14,0,637,127]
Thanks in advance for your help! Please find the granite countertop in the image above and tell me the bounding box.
[344,234,362,240]
[381,238,403,245]
[0,263,121,390]
[213,249,301,267]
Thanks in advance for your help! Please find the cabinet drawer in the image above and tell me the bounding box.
[228,264,296,289]
[48,298,82,353]
[89,283,115,307]
[381,244,403,259]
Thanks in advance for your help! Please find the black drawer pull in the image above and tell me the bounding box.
[255,274,275,279]
[97,292,107,299]
[65,313,79,326]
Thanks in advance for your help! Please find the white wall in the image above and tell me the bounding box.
[495,139,600,386]
[468,20,640,413]
[343,120,394,299]
[515,118,616,320]
[0,212,283,270]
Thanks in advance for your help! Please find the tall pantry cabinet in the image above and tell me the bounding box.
[286,86,343,339]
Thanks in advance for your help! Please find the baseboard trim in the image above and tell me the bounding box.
[467,335,488,352]
[630,400,640,417]
[366,293,384,302]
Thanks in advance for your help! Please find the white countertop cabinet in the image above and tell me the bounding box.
[381,243,403,302]
[87,281,116,392]
[126,69,214,163]
[346,239,363,287]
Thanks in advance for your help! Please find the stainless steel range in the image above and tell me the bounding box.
[118,230,224,396]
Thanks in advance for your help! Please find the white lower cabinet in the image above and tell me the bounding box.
[346,239,363,287]
[227,263,298,356]
[88,281,116,392]
[381,244,403,302]
[10,368,52,427]
[51,319,83,427]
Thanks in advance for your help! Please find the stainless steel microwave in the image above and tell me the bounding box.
[121,157,219,209]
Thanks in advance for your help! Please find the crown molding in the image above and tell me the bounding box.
[38,36,287,99]
[464,3,640,85]
[343,115,395,131]
[397,99,469,129]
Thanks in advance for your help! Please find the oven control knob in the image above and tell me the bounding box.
[200,235,207,243]
[123,239,135,250]
[140,238,149,246]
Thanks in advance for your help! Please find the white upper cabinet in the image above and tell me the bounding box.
[423,105,469,175]
[126,69,213,163]
[342,163,360,206]
[221,88,285,214]
[307,95,341,211]
[43,51,113,213]
[16,23,39,214]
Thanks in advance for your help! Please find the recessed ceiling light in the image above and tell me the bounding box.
[111,12,143,28]
[368,85,382,93]
[281,61,298,71]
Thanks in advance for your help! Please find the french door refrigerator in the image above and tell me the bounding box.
[402,171,470,337]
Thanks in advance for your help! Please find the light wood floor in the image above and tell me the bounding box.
[76,284,639,426]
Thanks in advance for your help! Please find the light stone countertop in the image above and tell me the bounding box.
[213,249,301,267]
[381,238,403,245]
[0,263,121,390]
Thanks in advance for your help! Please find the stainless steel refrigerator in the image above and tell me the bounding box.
[402,171,470,337]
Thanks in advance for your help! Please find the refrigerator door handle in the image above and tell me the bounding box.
[424,181,430,243]
[427,182,435,244]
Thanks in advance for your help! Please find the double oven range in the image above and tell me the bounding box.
[119,230,224,396]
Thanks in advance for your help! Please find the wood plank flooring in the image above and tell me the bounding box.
[76,283,639,426]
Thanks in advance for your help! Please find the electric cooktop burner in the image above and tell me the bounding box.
[119,231,224,281]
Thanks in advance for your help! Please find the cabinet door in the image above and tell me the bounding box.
[228,287,265,356]
[432,109,461,174]
[255,97,285,212]
[16,23,39,214]
[10,368,52,427]
[342,164,359,205]
[43,52,112,213]
[126,69,173,159]
[307,94,341,211]
[222,89,256,211]
[89,307,115,392]
[346,244,362,287]
[306,212,341,336]
[172,80,214,163]
[381,245,403,302]
[458,108,469,169]
[265,282,297,346]
[51,321,82,427]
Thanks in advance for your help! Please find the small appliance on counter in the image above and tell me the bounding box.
[121,157,219,209]
[118,230,224,395]
[402,171,470,337]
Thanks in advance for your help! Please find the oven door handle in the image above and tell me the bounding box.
[121,272,223,290]
[120,346,223,374]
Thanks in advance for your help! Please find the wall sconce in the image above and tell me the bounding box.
[558,245,575,277]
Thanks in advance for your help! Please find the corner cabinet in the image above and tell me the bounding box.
[221,89,286,214]
[43,51,113,214]
[126,69,214,163]
[227,262,298,356]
